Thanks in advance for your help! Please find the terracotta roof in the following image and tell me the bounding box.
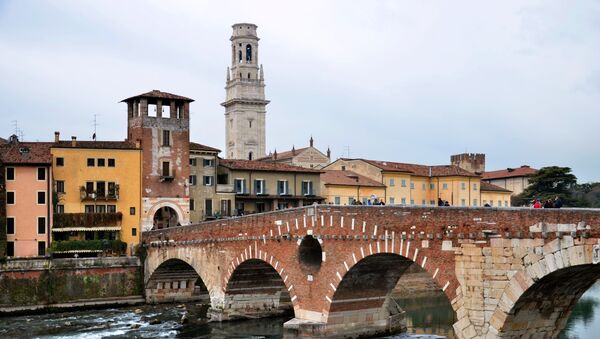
[121,90,194,103]
[53,140,138,150]
[219,159,322,173]
[0,142,53,165]
[190,142,221,153]
[482,166,537,180]
[321,170,385,187]
[257,147,310,161]
[480,182,512,193]
[350,159,480,177]
[0,137,7,145]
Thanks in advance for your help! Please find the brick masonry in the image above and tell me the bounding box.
[143,205,600,338]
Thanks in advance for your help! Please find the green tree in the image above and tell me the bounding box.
[513,166,577,206]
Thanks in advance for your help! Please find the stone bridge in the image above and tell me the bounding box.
[142,205,600,338]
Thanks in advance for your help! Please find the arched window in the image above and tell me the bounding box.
[248,73,251,79]
[238,50,242,63]
[246,44,252,63]
[248,152,253,160]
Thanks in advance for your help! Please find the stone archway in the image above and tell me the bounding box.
[153,206,179,229]
[145,258,209,304]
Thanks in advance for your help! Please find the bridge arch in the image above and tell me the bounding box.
[145,257,209,304]
[488,242,600,338]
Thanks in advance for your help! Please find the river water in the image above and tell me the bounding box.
[1,283,599,338]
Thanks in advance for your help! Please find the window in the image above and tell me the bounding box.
[203,159,214,167]
[277,180,289,195]
[96,181,106,198]
[37,217,46,234]
[302,181,313,196]
[107,182,116,197]
[442,183,448,190]
[162,130,170,146]
[7,192,15,205]
[461,199,466,207]
[6,242,14,257]
[6,167,15,181]
[401,198,406,205]
[203,176,214,186]
[422,183,426,190]
[162,161,170,176]
[498,200,502,207]
[389,178,395,186]
[401,179,407,187]
[107,205,116,213]
[38,241,46,256]
[249,120,252,128]
[108,158,115,167]
[86,182,94,195]
[504,201,509,207]
[246,44,252,62]
[348,197,354,205]
[97,158,105,167]
[248,152,253,160]
[190,199,195,211]
[37,191,46,205]
[234,179,246,194]
[132,228,137,237]
[189,175,197,186]
[334,196,341,205]
[422,200,426,205]
[410,199,414,205]
[37,167,46,180]
[430,200,435,205]
[341,166,346,171]
[96,205,106,213]
[255,179,265,194]
[473,199,478,206]
[56,180,65,193]
[190,158,197,166]
[205,199,213,216]
[390,197,395,204]
[461,182,466,190]
[87,158,95,167]
[130,207,136,215]
[85,205,95,213]
[56,157,64,166]
[362,197,368,205]
[430,183,435,190]
[56,204,64,214]
[410,183,415,189]
[6,217,15,235]
[473,183,478,191]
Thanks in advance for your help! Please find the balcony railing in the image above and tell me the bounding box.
[217,183,234,193]
[53,212,123,229]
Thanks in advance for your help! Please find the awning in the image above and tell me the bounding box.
[52,226,121,232]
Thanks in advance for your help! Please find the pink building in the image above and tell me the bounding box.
[2,138,53,257]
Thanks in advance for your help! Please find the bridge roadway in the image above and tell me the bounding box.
[142,205,600,338]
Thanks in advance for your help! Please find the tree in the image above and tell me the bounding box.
[513,166,577,206]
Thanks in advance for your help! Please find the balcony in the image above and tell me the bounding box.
[80,185,120,201]
[52,212,123,232]
[217,183,234,193]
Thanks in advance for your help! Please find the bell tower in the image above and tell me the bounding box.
[222,23,269,160]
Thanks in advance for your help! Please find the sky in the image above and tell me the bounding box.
[0,1,599,182]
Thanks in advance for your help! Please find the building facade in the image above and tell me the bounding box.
[50,135,142,255]
[223,23,269,160]
[480,182,513,207]
[1,138,53,257]
[482,165,537,196]
[259,137,331,169]
[124,90,192,231]
[217,159,323,214]
[325,158,483,206]
[320,170,386,205]
[189,142,235,222]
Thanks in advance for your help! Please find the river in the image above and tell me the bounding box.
[1,283,599,338]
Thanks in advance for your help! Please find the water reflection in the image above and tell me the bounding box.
[559,282,600,339]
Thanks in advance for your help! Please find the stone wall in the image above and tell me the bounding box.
[0,257,142,313]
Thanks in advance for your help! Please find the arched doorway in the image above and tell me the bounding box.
[153,206,179,229]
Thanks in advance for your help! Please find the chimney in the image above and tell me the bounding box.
[292,145,296,156]
[54,131,60,143]
[71,136,77,147]
[327,147,331,159]
[273,149,277,160]
[309,136,314,147]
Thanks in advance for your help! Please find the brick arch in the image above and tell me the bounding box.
[147,201,185,229]
[488,242,600,338]
[225,247,300,314]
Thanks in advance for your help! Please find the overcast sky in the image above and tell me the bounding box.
[1,1,599,181]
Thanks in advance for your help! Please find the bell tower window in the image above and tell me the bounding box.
[248,152,253,160]
[238,50,242,63]
[246,44,252,63]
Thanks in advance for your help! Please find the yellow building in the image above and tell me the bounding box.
[320,170,386,205]
[480,182,512,207]
[50,135,142,255]
[325,158,482,206]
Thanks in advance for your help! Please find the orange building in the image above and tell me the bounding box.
[1,137,53,257]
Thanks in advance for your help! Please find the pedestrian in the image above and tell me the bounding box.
[379,199,385,206]
[533,199,542,209]
[438,198,444,206]
[444,201,450,207]
[553,196,563,208]
[543,199,553,208]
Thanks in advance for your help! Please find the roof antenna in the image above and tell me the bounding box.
[344,145,351,158]
[92,114,98,141]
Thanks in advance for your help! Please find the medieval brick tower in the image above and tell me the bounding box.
[124,90,192,232]
[223,23,269,160]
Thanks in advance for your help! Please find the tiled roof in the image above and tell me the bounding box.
[482,166,537,180]
[257,147,309,161]
[321,170,385,187]
[0,137,7,145]
[480,182,512,193]
[190,142,221,153]
[219,159,322,173]
[121,90,194,103]
[351,159,480,177]
[0,142,53,164]
[53,140,138,150]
